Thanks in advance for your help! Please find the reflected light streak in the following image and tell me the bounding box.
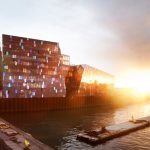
[114,103,150,124]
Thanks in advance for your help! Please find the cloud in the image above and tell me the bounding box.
[88,0,150,71]
[1,0,150,75]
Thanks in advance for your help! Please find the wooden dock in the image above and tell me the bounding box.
[77,116,150,146]
[0,118,54,150]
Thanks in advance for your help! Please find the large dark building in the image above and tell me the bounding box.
[0,50,2,96]
[2,34,66,98]
[0,34,114,98]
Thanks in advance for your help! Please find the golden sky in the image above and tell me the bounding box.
[0,0,150,76]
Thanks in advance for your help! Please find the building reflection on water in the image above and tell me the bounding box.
[1,101,150,149]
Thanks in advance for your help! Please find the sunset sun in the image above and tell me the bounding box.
[115,71,150,94]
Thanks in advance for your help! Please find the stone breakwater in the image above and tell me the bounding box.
[0,117,54,150]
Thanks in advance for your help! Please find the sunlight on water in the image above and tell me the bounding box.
[2,101,150,150]
[114,102,150,124]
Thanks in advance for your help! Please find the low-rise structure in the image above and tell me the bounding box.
[65,64,114,97]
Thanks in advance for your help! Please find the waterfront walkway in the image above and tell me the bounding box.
[0,117,54,150]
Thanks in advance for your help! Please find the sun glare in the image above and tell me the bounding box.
[115,70,150,95]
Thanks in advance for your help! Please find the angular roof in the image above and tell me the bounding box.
[80,64,114,78]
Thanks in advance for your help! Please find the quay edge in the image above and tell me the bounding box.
[0,117,54,150]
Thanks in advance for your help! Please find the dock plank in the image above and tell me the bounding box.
[77,116,150,146]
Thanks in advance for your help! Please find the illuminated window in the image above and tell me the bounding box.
[8,83,11,87]
[12,55,17,58]
[15,89,18,94]
[34,41,36,47]
[32,92,35,96]
[33,56,36,59]
[9,76,12,80]
[4,65,8,69]
[20,90,24,94]
[41,64,44,67]
[14,61,17,66]
[5,90,9,98]
[6,51,9,56]
[12,79,14,83]
[23,83,26,87]
[23,68,27,73]
[18,76,23,80]
[42,82,45,88]
[52,77,55,82]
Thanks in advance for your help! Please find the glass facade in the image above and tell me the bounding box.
[2,34,66,98]
[60,54,70,65]
[65,65,114,97]
[65,65,84,97]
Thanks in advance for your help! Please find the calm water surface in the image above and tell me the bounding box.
[1,101,150,150]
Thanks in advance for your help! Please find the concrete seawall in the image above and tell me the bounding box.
[0,96,111,112]
[0,117,54,150]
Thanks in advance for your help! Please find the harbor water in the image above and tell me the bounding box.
[1,101,150,150]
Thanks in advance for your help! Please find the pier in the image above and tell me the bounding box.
[0,117,54,150]
[77,116,150,146]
